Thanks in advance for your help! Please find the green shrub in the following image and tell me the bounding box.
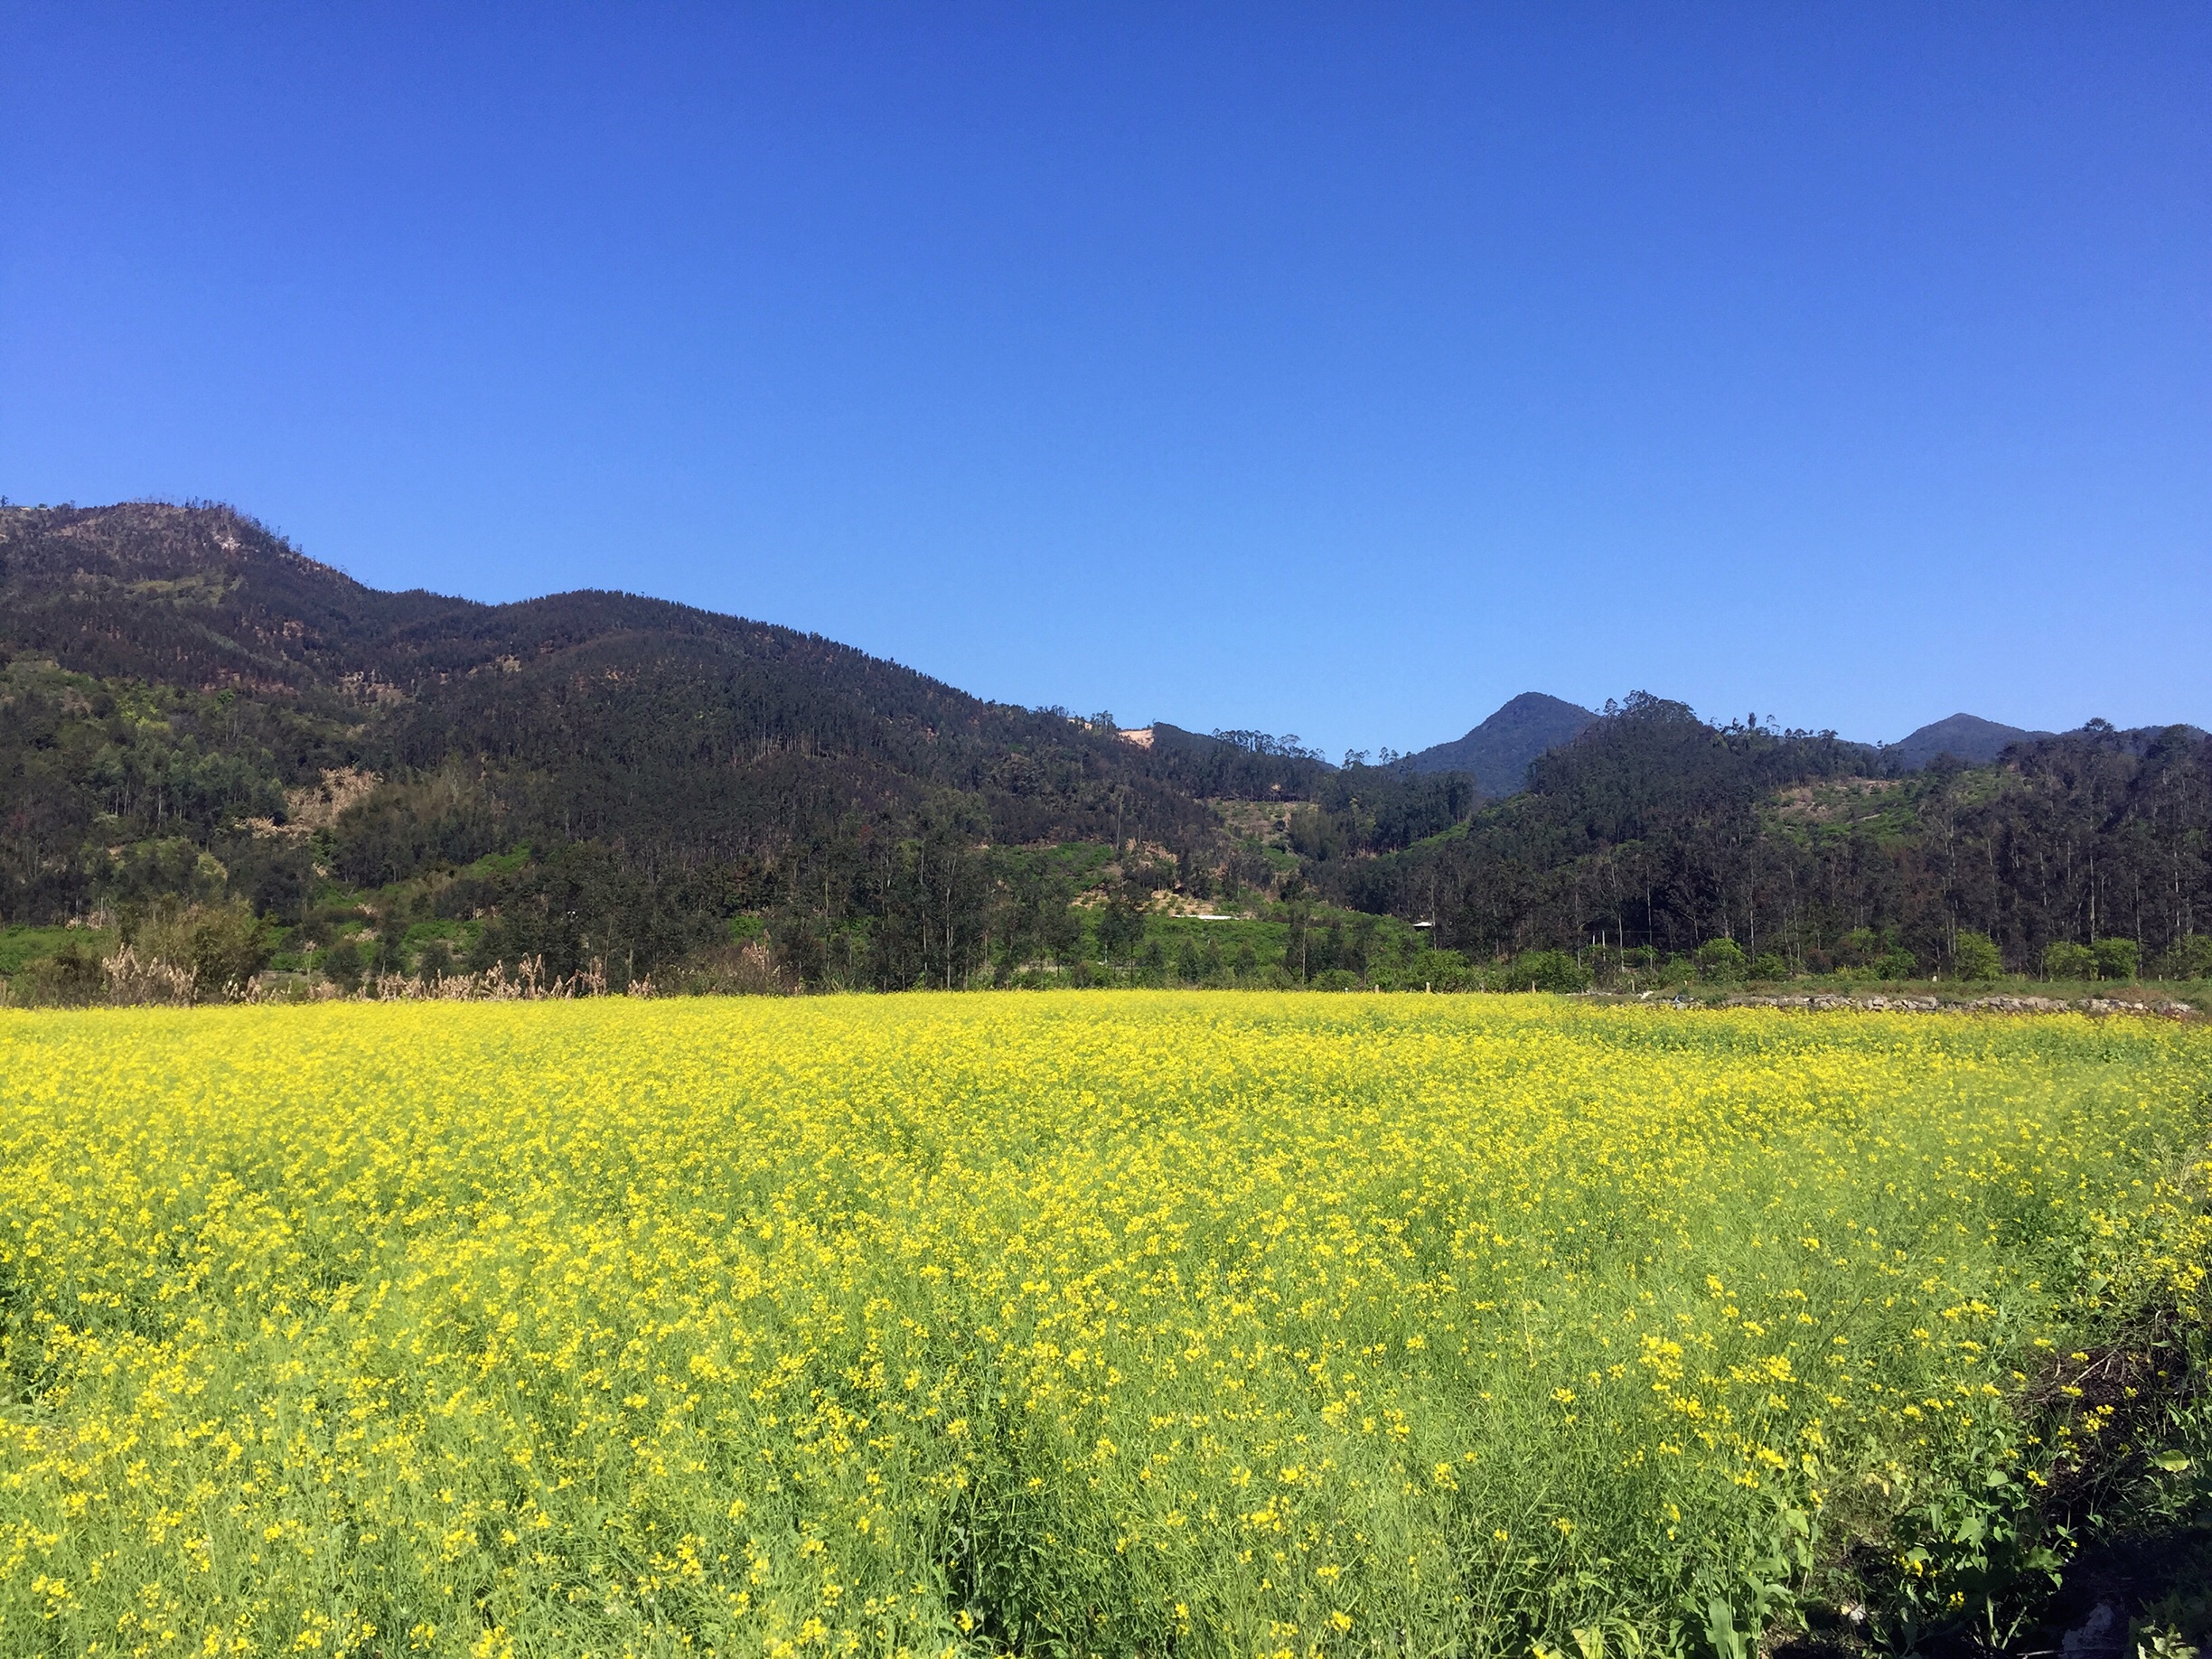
[1839,927,1884,968]
[1095,891,1145,962]
[1748,951,1788,980]
[1951,932,2002,982]
[1694,939,1748,982]
[130,896,274,1000]
[1873,947,1921,980]
[2151,933,2212,979]
[1394,949,1476,991]
[320,937,367,991]
[17,941,108,1006]
[2092,938,2140,983]
[1499,949,1591,993]
[2043,942,2095,980]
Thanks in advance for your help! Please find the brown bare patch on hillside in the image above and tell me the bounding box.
[239,766,380,839]
[1773,777,1901,823]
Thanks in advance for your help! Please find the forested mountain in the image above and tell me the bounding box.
[0,501,1257,851]
[4,500,2207,996]
[1401,691,1596,793]
[0,501,1345,860]
[1323,694,2212,977]
[0,501,1339,986]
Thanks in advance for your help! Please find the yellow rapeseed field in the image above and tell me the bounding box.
[1,995,2207,1659]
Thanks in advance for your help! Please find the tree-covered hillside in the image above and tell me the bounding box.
[1325,693,2212,977]
[0,502,1348,990]
[4,501,2207,998]
[0,501,1292,858]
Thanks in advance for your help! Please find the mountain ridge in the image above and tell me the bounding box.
[5,499,2208,998]
[16,501,2141,791]
[0,501,1338,869]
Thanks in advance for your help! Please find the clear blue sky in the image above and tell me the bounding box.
[5,5,2207,756]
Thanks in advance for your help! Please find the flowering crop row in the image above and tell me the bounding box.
[1,995,2207,1658]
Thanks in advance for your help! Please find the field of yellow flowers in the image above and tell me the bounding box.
[2,994,2208,1659]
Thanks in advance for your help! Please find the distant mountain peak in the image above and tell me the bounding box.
[1888,713,2047,769]
[1402,692,1598,796]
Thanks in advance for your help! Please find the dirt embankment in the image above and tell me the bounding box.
[1660,990,2200,1019]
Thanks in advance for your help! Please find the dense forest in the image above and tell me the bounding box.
[1321,693,2212,978]
[4,501,2207,998]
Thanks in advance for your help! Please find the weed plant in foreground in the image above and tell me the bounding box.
[0,996,2207,1658]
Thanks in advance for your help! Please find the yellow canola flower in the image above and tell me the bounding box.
[0,994,2205,1657]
